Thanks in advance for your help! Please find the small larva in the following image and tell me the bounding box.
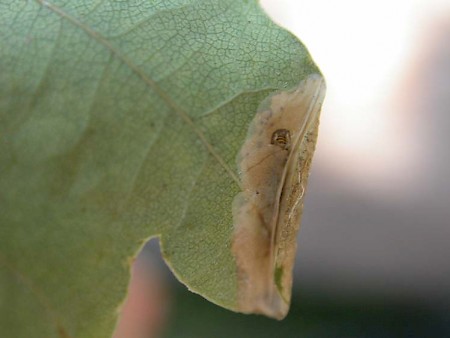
[271,129,291,150]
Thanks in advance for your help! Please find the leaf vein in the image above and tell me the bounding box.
[35,0,241,187]
[176,155,209,228]
[0,252,73,338]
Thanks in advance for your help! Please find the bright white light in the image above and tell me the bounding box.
[260,0,450,196]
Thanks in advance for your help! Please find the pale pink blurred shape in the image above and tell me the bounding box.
[113,252,170,338]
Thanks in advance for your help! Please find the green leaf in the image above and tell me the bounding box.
[0,0,325,337]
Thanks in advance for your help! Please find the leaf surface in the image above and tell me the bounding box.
[0,0,324,337]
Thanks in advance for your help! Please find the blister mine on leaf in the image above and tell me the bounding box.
[232,74,326,319]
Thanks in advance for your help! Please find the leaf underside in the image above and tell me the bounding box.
[0,0,322,337]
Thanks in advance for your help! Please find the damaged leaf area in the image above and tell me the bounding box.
[232,75,325,319]
[0,0,325,336]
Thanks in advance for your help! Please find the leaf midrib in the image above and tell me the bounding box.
[35,0,241,187]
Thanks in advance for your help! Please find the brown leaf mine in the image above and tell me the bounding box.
[232,74,326,319]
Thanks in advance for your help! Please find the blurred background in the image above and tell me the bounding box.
[115,1,450,337]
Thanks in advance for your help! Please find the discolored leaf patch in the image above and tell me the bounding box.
[232,75,325,319]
